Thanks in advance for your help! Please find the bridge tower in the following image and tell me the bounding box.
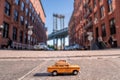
[53,14,65,49]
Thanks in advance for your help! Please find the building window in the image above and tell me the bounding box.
[24,34,27,44]
[14,9,19,21]
[3,22,9,38]
[109,18,116,35]
[32,16,34,23]
[99,0,102,2]
[21,2,25,11]
[107,0,113,12]
[19,31,23,43]
[95,27,99,41]
[25,8,29,16]
[32,8,34,13]
[101,23,106,37]
[29,3,32,9]
[20,16,24,25]
[25,20,28,28]
[29,13,32,19]
[93,0,96,8]
[30,36,32,44]
[12,27,17,41]
[15,0,20,5]
[100,6,105,18]
[94,12,98,23]
[26,0,29,4]
[4,1,11,16]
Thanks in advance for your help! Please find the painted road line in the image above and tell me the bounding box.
[18,60,48,80]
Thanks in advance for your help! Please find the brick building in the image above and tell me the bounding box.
[0,0,47,49]
[69,0,120,49]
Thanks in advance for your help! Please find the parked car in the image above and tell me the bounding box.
[64,46,70,50]
[34,43,49,50]
[72,44,84,50]
[48,48,54,51]
[64,46,73,50]
[64,44,84,50]
[47,60,80,76]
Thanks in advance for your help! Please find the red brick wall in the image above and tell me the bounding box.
[0,0,47,48]
[30,0,46,23]
[114,0,120,47]
[69,0,120,48]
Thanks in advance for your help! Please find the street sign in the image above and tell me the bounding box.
[98,36,103,42]
[88,36,93,41]
[87,32,92,35]
[28,30,33,35]
[0,25,4,29]
[28,26,33,29]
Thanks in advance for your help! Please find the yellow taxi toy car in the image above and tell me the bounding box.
[47,60,80,76]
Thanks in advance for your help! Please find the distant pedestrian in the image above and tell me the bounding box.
[98,37,104,49]
[108,36,113,47]
[7,37,13,48]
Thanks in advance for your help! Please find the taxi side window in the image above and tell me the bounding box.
[65,65,69,67]
[59,65,64,67]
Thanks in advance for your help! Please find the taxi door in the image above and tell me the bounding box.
[58,65,66,73]
[64,65,71,73]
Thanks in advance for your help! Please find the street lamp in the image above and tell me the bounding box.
[0,25,4,35]
[87,32,93,50]
[0,25,4,29]
[28,26,33,49]
[0,25,4,48]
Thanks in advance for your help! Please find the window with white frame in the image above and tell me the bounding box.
[21,2,25,11]
[107,0,113,12]
[12,27,17,41]
[101,23,106,37]
[14,9,19,21]
[19,31,23,43]
[3,22,9,38]
[25,8,28,16]
[26,0,29,4]
[20,16,24,25]
[15,0,20,5]
[100,6,105,18]
[109,18,116,35]
[4,1,11,16]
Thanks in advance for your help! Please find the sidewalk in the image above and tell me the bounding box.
[0,50,120,59]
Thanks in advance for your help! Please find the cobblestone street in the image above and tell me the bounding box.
[0,50,120,80]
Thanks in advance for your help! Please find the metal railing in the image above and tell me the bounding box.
[84,21,93,29]
[12,42,33,49]
[48,28,68,40]
[84,8,92,19]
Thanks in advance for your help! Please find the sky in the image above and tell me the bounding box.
[41,0,74,46]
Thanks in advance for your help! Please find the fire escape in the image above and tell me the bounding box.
[83,0,93,48]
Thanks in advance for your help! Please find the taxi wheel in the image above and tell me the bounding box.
[73,70,78,75]
[52,71,57,76]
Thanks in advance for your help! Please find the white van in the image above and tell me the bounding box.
[34,43,49,50]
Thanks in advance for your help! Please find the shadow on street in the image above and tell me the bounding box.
[33,73,76,77]
[34,73,51,77]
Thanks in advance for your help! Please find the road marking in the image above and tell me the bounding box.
[18,60,48,80]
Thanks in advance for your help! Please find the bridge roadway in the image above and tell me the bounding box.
[48,27,68,40]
